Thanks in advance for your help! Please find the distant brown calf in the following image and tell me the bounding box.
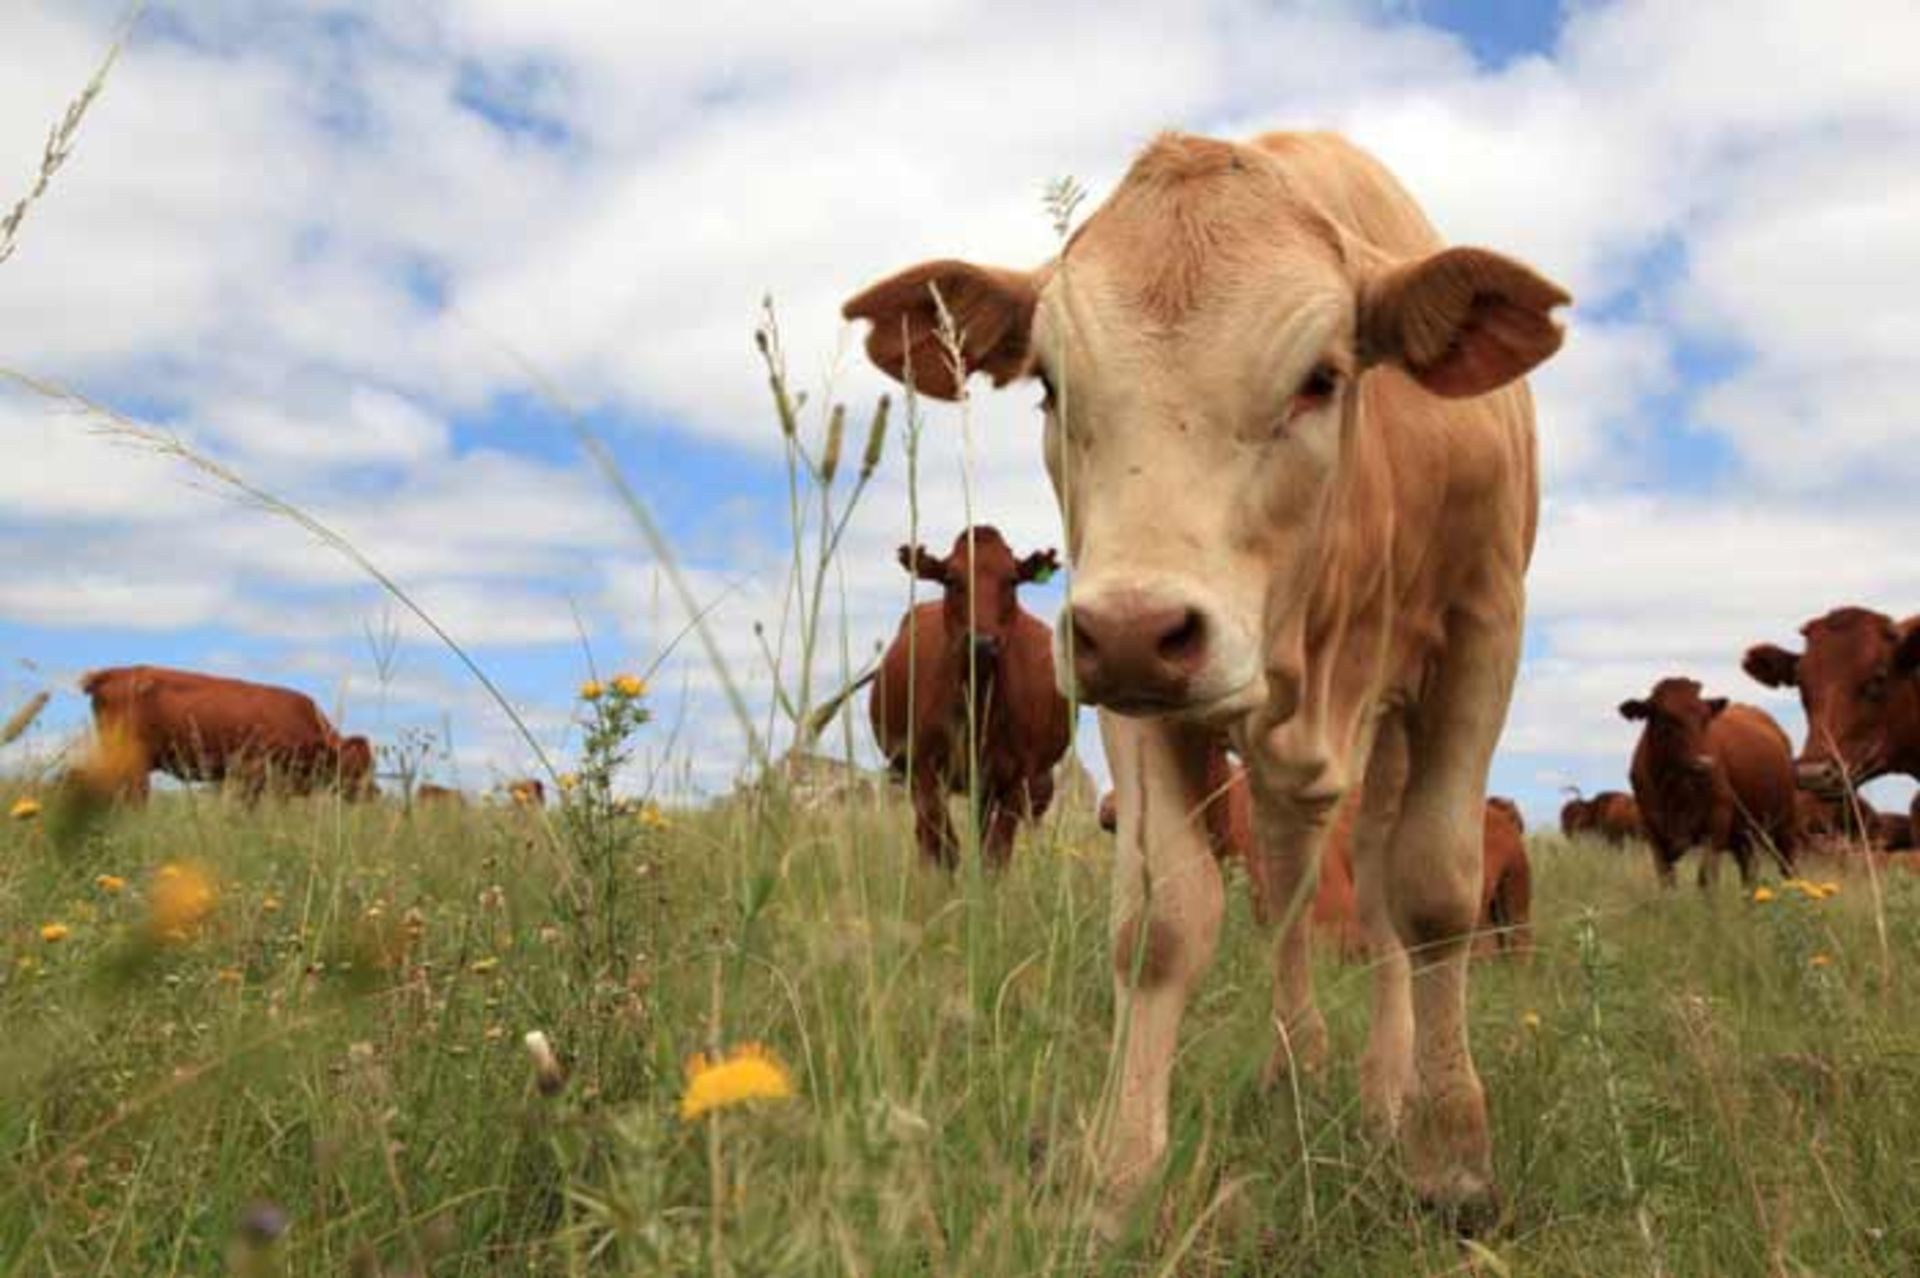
[870,527,1072,869]
[505,778,546,809]
[1560,789,1643,846]
[1620,678,1799,888]
[79,665,374,802]
[416,783,463,806]
[1099,755,1529,958]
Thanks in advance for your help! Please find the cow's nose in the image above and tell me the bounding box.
[970,635,1003,665]
[1068,591,1210,708]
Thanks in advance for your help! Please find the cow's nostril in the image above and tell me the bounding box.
[1157,609,1206,664]
[1070,611,1101,657]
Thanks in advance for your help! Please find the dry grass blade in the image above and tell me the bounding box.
[0,367,559,785]
[0,1,145,267]
[0,692,50,748]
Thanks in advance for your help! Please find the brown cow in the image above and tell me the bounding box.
[847,130,1566,1228]
[415,783,464,806]
[1560,789,1643,846]
[869,527,1073,869]
[1744,607,1920,796]
[79,666,374,802]
[1620,679,1799,888]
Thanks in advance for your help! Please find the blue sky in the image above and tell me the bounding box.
[5,0,1920,822]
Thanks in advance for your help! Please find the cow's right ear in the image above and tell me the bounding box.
[1895,627,1920,676]
[1359,246,1571,398]
[897,544,950,585]
[1742,643,1801,689]
[1618,698,1652,721]
[843,260,1040,401]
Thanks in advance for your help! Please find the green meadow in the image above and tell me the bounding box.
[5,771,1920,1276]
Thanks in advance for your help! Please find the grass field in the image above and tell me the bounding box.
[5,771,1920,1277]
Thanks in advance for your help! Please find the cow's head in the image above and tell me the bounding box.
[1744,607,1920,793]
[1619,678,1726,776]
[338,735,377,800]
[898,526,1056,671]
[846,133,1569,723]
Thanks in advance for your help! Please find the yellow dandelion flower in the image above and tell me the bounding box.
[94,874,126,895]
[580,679,605,702]
[679,1041,795,1120]
[1751,886,1775,903]
[557,772,579,793]
[9,796,41,821]
[1521,1010,1542,1032]
[612,673,647,699]
[1809,953,1834,968]
[260,895,283,914]
[39,922,70,943]
[148,861,217,942]
[469,956,501,975]
[638,802,669,830]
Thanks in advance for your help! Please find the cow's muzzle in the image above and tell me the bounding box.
[1067,587,1211,712]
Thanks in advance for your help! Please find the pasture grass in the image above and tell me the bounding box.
[4,784,1920,1276]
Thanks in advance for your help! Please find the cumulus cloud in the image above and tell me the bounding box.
[6,0,1920,819]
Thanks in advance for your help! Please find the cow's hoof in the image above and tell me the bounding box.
[1415,1175,1503,1238]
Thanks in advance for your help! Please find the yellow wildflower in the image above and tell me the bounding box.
[94,874,126,895]
[1751,886,1775,903]
[1521,1010,1542,1032]
[469,956,501,975]
[1809,953,1834,968]
[149,861,217,943]
[679,1041,795,1121]
[9,796,41,821]
[580,679,605,702]
[612,673,647,699]
[638,802,669,830]
[39,922,70,943]
[260,895,283,914]
[1817,880,1841,899]
[557,772,579,794]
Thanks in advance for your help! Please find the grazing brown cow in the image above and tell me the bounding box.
[1744,607,1920,796]
[79,666,374,802]
[1620,679,1800,888]
[847,129,1569,1227]
[415,783,463,806]
[869,526,1073,869]
[1561,789,1644,846]
[1098,767,1529,959]
[504,778,546,809]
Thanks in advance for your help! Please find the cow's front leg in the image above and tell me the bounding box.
[1095,713,1224,1236]
[1351,714,1416,1142]
[910,769,957,870]
[1390,634,1512,1229]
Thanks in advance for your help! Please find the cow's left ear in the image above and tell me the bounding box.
[897,543,951,585]
[1359,247,1571,398]
[1706,697,1730,718]
[1618,698,1651,721]
[1895,627,1920,675]
[1016,548,1061,585]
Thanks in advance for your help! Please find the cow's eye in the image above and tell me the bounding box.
[1863,672,1889,703]
[1284,362,1341,425]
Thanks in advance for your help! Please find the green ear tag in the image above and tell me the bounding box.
[1030,563,1057,585]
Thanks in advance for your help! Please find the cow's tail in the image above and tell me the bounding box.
[1490,854,1534,958]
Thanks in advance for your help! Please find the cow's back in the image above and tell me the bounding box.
[1709,704,1798,843]
[85,665,333,777]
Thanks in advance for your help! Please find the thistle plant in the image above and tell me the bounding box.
[563,673,654,973]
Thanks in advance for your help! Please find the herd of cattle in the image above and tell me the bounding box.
[34,126,1916,1241]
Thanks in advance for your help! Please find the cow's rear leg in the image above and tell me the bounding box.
[980,793,1020,871]
[1094,714,1224,1237]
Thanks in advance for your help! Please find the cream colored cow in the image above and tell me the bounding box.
[845,131,1568,1234]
